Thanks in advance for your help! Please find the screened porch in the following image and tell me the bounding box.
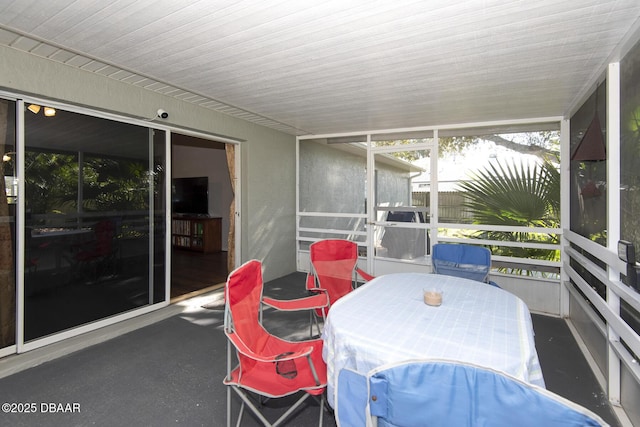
[0,2,639,426]
[294,64,640,425]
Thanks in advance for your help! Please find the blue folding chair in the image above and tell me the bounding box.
[432,243,499,287]
[336,359,608,427]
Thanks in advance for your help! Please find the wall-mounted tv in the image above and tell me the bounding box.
[172,176,209,215]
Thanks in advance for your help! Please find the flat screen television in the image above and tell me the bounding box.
[172,176,209,216]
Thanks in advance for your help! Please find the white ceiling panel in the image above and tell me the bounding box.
[0,0,639,136]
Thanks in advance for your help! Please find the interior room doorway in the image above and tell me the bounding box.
[170,133,234,300]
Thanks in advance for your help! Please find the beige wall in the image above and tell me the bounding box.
[0,45,296,281]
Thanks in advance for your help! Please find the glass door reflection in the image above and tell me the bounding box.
[23,106,166,341]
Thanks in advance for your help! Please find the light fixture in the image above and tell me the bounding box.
[27,104,41,114]
[27,104,56,116]
[2,151,15,162]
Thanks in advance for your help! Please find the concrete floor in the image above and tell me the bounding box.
[0,272,621,426]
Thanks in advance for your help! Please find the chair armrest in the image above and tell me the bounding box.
[225,331,314,362]
[263,291,329,311]
[305,272,316,291]
[356,267,375,282]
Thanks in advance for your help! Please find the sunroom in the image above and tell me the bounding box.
[0,1,639,426]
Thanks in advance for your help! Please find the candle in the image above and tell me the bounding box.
[424,290,442,306]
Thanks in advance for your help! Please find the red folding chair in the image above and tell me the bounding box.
[261,273,329,338]
[223,260,327,427]
[306,239,374,318]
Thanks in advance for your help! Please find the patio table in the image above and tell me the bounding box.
[322,272,545,408]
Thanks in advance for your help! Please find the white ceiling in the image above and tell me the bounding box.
[1,0,639,136]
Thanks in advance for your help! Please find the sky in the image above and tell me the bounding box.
[412,140,543,192]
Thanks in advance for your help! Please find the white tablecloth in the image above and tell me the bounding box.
[322,272,545,408]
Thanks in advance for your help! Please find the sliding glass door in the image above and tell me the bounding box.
[0,98,16,353]
[23,104,166,342]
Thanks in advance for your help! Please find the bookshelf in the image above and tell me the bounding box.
[171,216,222,253]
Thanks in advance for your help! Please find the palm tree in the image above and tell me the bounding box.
[456,159,560,265]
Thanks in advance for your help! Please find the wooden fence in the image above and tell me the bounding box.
[411,191,473,223]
